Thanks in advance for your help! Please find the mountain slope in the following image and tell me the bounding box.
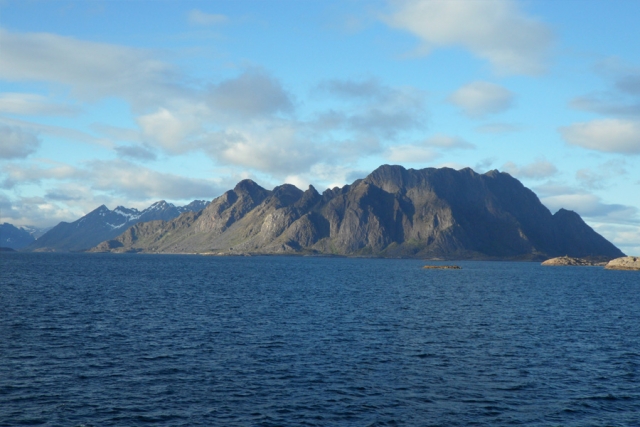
[91,165,624,260]
[26,200,209,252]
[0,223,36,249]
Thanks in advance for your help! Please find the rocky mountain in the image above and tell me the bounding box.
[0,223,36,249]
[90,165,624,260]
[26,200,209,252]
[18,225,50,239]
[605,256,640,271]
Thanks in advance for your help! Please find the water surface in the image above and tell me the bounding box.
[1,253,638,426]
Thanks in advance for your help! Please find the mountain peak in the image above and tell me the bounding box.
[234,179,260,191]
[234,180,270,202]
[365,164,410,194]
[25,198,210,252]
[90,205,111,216]
[147,200,172,210]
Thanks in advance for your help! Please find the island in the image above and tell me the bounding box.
[541,256,607,267]
[605,256,640,271]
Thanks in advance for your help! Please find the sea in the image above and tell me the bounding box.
[1,253,639,426]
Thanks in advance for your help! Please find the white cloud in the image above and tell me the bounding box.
[314,79,426,139]
[384,134,473,164]
[385,145,439,163]
[617,74,640,95]
[207,69,294,119]
[475,122,522,134]
[0,193,82,228]
[334,137,383,162]
[314,164,365,188]
[317,78,384,99]
[1,161,79,189]
[92,123,141,144]
[114,145,157,161]
[187,10,228,26]
[559,119,640,154]
[0,126,41,159]
[137,107,203,154]
[502,158,557,180]
[570,95,640,117]
[215,125,323,176]
[385,0,553,75]
[129,75,424,177]
[87,160,219,200]
[424,134,475,149]
[570,62,640,117]
[575,160,627,190]
[435,162,469,170]
[0,29,184,108]
[448,81,514,118]
[282,175,309,190]
[592,223,640,256]
[541,193,638,224]
[0,93,79,116]
[475,157,497,172]
[568,59,640,135]
[282,164,365,192]
[1,159,221,201]
[0,116,113,148]
[534,180,639,226]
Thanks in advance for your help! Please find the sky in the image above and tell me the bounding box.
[0,0,639,254]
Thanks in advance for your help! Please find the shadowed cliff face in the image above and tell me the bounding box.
[91,165,625,260]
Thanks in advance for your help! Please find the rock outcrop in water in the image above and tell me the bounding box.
[605,256,640,271]
[541,256,607,266]
[422,265,461,269]
[90,165,624,260]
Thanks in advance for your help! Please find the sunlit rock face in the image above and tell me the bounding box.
[541,256,607,266]
[90,165,625,260]
[605,256,640,271]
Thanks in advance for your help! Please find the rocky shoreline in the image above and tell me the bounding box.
[605,256,640,271]
[541,256,607,266]
[542,255,639,271]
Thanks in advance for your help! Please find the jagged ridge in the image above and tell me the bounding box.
[90,165,624,260]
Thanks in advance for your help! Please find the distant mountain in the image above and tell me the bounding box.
[26,200,209,252]
[0,223,36,249]
[20,225,51,239]
[91,165,624,260]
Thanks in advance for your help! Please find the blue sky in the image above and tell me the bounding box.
[1,0,639,254]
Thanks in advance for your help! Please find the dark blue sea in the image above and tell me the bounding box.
[1,253,639,426]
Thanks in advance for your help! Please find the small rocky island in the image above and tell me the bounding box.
[542,255,640,271]
[605,256,640,271]
[541,256,607,267]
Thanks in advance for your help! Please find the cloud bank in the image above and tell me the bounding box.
[448,81,514,118]
[502,158,558,180]
[385,0,553,75]
[0,126,41,159]
[187,10,228,26]
[560,119,640,154]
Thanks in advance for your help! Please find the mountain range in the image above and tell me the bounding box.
[89,165,624,260]
[23,200,209,252]
[0,223,49,250]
